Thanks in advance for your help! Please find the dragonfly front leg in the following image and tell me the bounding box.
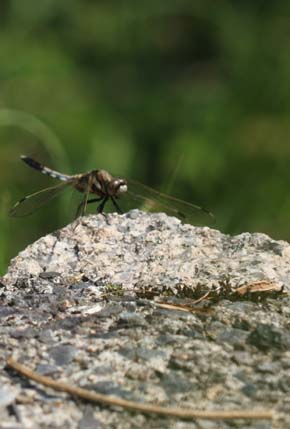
[111,196,123,214]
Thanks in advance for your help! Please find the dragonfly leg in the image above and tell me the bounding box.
[87,197,102,205]
[97,197,108,213]
[75,198,86,219]
[75,197,103,218]
[111,197,123,214]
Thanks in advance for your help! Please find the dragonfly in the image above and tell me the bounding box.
[9,156,215,225]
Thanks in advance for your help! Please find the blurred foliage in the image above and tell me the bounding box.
[1,1,290,274]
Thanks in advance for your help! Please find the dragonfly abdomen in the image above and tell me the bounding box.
[21,156,71,182]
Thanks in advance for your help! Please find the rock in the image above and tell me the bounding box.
[50,345,78,366]
[0,387,16,407]
[78,406,101,429]
[247,324,290,351]
[36,363,60,376]
[1,211,290,428]
[3,211,289,293]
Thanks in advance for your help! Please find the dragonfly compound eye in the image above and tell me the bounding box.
[108,179,128,196]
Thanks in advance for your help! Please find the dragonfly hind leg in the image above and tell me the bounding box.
[75,199,86,219]
[75,196,103,218]
[87,197,103,206]
[96,197,108,214]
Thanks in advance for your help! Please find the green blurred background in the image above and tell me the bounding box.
[1,1,290,274]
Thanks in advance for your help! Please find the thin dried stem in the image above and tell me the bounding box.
[7,357,272,421]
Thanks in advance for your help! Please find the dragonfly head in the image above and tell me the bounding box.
[108,178,128,197]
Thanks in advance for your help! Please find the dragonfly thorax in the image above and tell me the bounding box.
[96,170,128,197]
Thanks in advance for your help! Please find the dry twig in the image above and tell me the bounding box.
[155,302,195,313]
[235,280,283,297]
[7,357,272,421]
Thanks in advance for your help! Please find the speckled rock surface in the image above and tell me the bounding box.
[4,210,290,292]
[1,211,290,428]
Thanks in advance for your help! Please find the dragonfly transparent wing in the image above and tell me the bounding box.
[125,179,215,225]
[74,183,91,218]
[9,181,73,217]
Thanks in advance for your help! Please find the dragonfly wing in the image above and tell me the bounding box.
[9,181,73,217]
[74,185,91,218]
[125,179,215,225]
